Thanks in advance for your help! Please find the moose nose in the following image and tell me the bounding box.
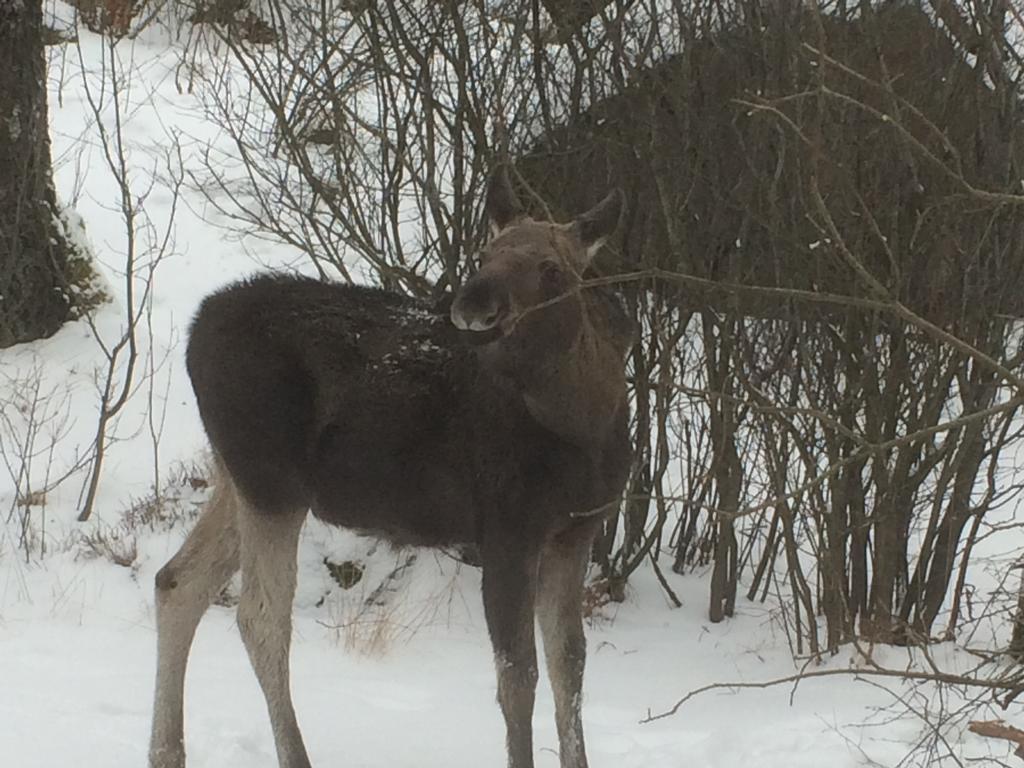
[451,278,507,332]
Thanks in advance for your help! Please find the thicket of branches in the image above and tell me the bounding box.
[519,0,1024,656]
[185,0,1024,658]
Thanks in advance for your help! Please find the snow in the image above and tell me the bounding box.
[0,537,945,768]
[1,10,1021,768]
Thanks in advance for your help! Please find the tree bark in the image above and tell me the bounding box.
[0,0,74,348]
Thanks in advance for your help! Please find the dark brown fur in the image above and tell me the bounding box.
[186,276,630,548]
[149,171,631,768]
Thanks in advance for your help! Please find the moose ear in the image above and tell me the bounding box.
[572,189,625,265]
[486,165,525,236]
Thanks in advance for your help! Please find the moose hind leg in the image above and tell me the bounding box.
[536,531,594,768]
[483,546,540,768]
[236,504,311,768]
[150,468,241,768]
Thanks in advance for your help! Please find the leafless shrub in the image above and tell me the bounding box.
[515,0,1024,656]
[645,638,1024,766]
[186,0,555,293]
[0,367,84,561]
[62,31,182,522]
[68,0,144,37]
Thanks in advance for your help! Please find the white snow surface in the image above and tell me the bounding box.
[1,18,1021,768]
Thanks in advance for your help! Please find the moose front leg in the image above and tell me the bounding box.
[536,528,596,768]
[482,545,540,768]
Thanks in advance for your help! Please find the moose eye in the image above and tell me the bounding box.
[538,259,567,298]
[539,259,563,278]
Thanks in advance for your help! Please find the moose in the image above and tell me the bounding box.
[148,169,633,768]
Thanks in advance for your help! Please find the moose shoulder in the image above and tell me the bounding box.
[149,169,632,768]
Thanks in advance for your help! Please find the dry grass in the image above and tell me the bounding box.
[329,601,407,656]
[16,489,47,508]
[582,577,626,625]
[321,552,416,656]
[319,551,468,656]
[79,525,138,568]
[75,459,211,568]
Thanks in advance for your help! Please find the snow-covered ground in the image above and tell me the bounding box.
[1,533,961,768]
[1,15,1021,768]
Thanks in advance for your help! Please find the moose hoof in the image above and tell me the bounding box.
[148,745,186,768]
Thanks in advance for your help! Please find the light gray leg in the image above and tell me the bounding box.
[236,504,311,768]
[149,467,241,768]
[536,530,594,768]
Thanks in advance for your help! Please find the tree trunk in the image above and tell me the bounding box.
[1009,567,1024,662]
[704,312,740,623]
[0,0,74,348]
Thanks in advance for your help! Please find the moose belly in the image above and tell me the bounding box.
[309,420,477,546]
[307,396,625,548]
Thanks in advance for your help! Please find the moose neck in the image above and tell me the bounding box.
[485,300,626,450]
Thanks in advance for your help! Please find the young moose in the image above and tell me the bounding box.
[148,170,632,768]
